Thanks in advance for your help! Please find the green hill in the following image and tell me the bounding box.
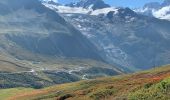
[1,65,170,100]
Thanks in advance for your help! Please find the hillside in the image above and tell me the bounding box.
[0,54,122,89]
[0,0,123,89]
[0,0,103,60]
[1,65,170,100]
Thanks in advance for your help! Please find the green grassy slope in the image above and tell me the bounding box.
[1,65,170,100]
[0,88,33,100]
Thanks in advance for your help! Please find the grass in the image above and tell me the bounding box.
[1,65,170,100]
[0,88,33,100]
[128,77,170,100]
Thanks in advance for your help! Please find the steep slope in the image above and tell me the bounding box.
[5,65,170,100]
[67,0,110,10]
[45,1,170,71]
[0,0,123,88]
[0,0,102,61]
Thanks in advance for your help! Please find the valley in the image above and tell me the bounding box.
[1,65,170,100]
[0,54,122,89]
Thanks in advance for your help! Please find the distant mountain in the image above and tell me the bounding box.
[45,1,170,72]
[67,0,110,10]
[42,0,60,5]
[135,0,170,21]
[43,1,118,15]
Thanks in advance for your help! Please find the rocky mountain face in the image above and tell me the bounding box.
[44,0,170,71]
[0,0,170,75]
[135,0,170,21]
[42,0,60,6]
[67,0,110,10]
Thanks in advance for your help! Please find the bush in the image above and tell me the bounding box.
[128,78,170,100]
[158,78,170,92]
[144,83,153,89]
[90,89,117,100]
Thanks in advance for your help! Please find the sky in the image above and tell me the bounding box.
[105,0,163,8]
[57,0,163,8]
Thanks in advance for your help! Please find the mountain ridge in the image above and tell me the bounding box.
[66,0,110,10]
[135,0,170,21]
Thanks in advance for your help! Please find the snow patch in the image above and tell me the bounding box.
[44,3,118,16]
[82,74,88,80]
[134,7,150,13]
[91,7,118,15]
[152,6,170,20]
[44,3,91,14]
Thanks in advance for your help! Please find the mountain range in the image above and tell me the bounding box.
[0,0,169,91]
[44,0,170,72]
[0,0,122,89]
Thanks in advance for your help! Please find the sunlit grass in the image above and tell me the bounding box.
[0,88,33,100]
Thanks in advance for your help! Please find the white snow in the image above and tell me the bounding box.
[152,6,170,20]
[135,5,170,21]
[90,7,118,15]
[88,4,94,10]
[44,3,91,14]
[134,7,149,13]
[43,3,118,16]
[82,74,88,80]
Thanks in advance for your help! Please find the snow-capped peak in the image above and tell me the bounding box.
[43,0,137,18]
[135,0,170,21]
[153,5,170,20]
[67,0,110,10]
[43,0,115,15]
[44,3,91,14]
[44,2,119,16]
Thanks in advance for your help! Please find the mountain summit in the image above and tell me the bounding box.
[135,0,170,20]
[67,0,110,10]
